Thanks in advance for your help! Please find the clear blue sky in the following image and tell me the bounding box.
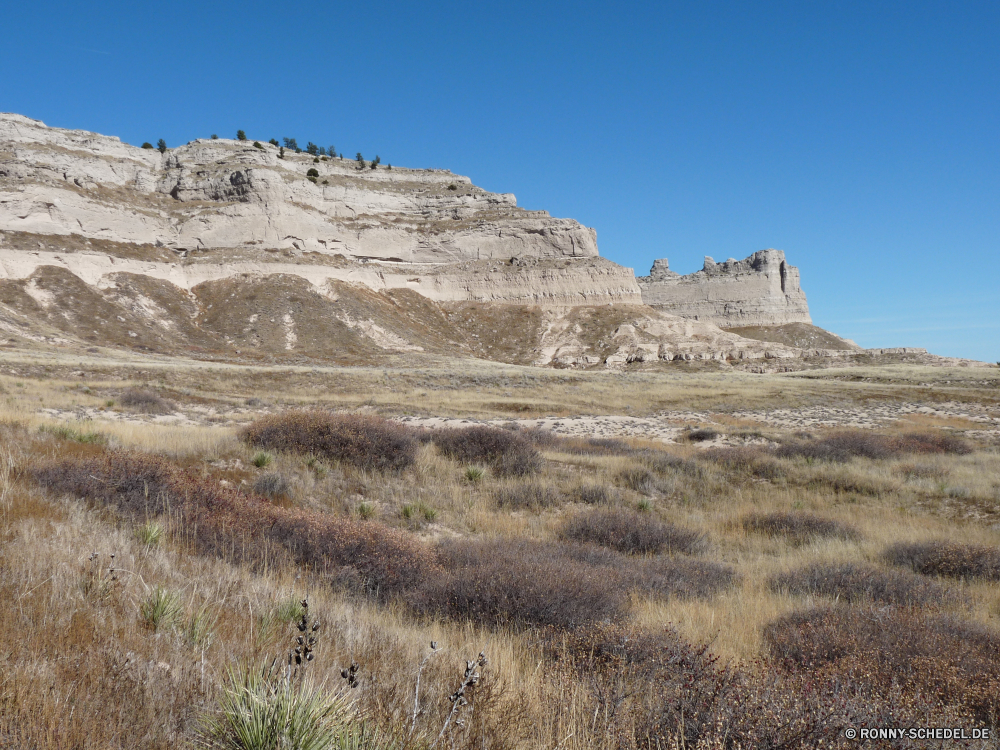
[3,1,997,360]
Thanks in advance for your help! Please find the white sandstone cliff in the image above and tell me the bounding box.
[637,250,812,327]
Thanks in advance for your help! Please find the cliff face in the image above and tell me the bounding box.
[637,250,812,327]
[0,113,598,263]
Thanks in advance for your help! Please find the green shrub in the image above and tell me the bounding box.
[141,142,154,149]
[253,141,264,150]
[236,130,247,141]
[306,168,319,178]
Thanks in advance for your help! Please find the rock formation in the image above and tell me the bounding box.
[0,113,598,263]
[637,250,812,327]
[0,113,926,369]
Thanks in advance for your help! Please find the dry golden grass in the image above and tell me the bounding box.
[0,352,998,747]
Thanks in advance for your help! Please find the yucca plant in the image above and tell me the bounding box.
[136,520,164,547]
[140,586,182,631]
[195,663,354,750]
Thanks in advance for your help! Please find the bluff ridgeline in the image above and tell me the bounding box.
[2,114,932,368]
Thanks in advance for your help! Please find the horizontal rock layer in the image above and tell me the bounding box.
[0,113,598,263]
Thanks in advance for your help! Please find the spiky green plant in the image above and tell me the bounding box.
[135,520,164,547]
[195,663,356,750]
[252,451,274,468]
[140,586,182,631]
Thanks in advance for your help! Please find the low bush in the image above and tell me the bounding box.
[682,428,718,443]
[492,482,559,510]
[741,510,860,544]
[252,472,290,500]
[765,605,1000,725]
[548,624,843,749]
[883,540,1000,581]
[770,561,956,606]
[242,411,417,472]
[411,538,629,628]
[31,450,438,598]
[433,426,540,477]
[559,507,703,555]
[776,429,971,463]
[630,556,738,600]
[119,388,174,414]
[411,536,736,629]
[574,483,617,504]
[702,445,783,479]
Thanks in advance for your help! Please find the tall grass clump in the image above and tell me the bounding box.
[559,507,703,555]
[741,511,860,544]
[702,445,783,480]
[770,562,957,606]
[253,472,291,501]
[243,411,417,472]
[883,540,1000,581]
[432,426,540,477]
[492,482,559,510]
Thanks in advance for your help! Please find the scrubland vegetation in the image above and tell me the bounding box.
[0,360,998,748]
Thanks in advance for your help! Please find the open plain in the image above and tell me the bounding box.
[0,342,999,748]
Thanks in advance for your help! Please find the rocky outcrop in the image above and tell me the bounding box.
[637,250,811,327]
[0,113,598,263]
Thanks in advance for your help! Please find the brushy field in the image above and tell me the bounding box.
[0,359,999,749]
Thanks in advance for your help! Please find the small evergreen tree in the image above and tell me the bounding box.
[370,155,381,170]
[328,146,336,159]
[318,146,327,156]
[355,152,365,169]
[236,130,247,141]
[306,142,319,156]
[157,139,167,154]
[279,146,285,159]
[269,138,279,146]
[283,137,298,151]
[141,142,154,149]
[211,134,219,140]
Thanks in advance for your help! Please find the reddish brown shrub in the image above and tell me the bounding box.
[547,624,844,749]
[884,540,1000,581]
[776,429,971,463]
[411,536,736,629]
[765,605,1000,725]
[410,538,628,628]
[31,450,437,597]
[242,411,417,472]
[558,507,703,555]
[432,426,541,476]
[118,387,175,414]
[770,561,957,606]
[742,510,860,544]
